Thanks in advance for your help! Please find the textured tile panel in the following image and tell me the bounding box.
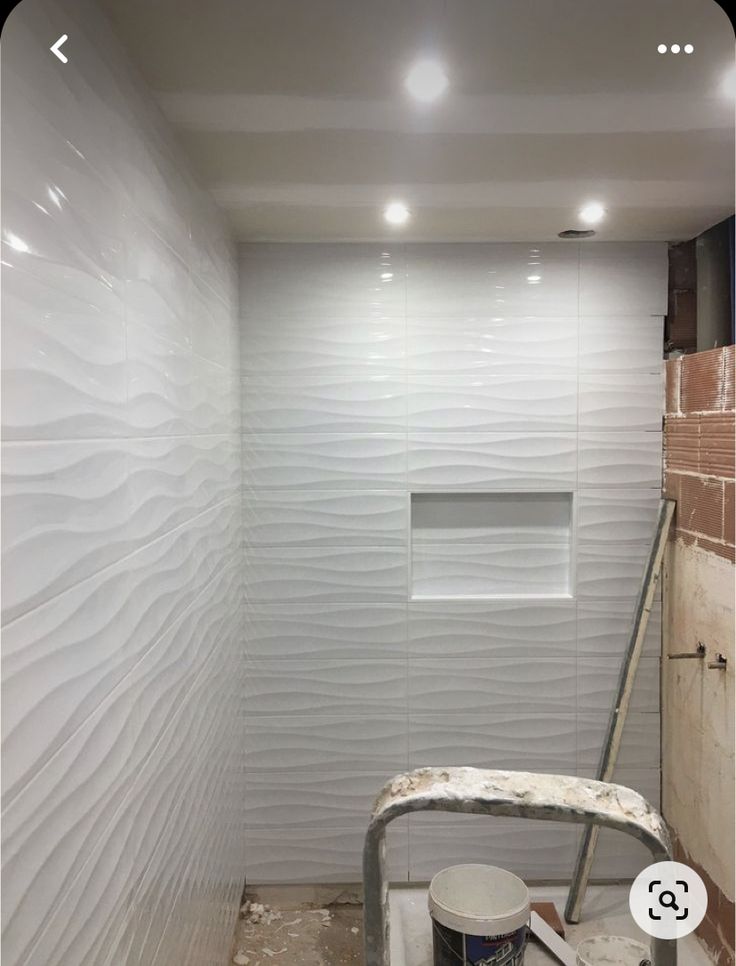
[408,433,577,488]
[408,600,576,658]
[578,432,662,487]
[243,490,407,546]
[2,502,240,803]
[577,599,661,659]
[408,658,576,713]
[241,715,408,772]
[577,712,660,770]
[578,656,660,713]
[407,317,578,374]
[2,566,241,965]
[239,243,405,318]
[1,269,127,441]
[126,436,240,547]
[1,440,132,623]
[579,316,664,373]
[579,373,663,432]
[243,770,398,828]
[577,489,661,545]
[579,243,668,316]
[124,216,192,350]
[408,818,578,881]
[1,2,243,962]
[242,371,406,434]
[408,375,577,432]
[587,827,655,879]
[243,659,406,715]
[242,434,406,490]
[411,544,571,597]
[243,547,407,601]
[409,713,577,771]
[241,317,406,377]
[405,243,579,317]
[244,825,408,884]
[243,603,407,659]
[576,544,650,598]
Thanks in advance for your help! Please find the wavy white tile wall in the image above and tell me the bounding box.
[1,2,242,964]
[240,241,667,884]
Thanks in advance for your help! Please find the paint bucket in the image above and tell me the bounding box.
[576,935,652,966]
[428,864,530,966]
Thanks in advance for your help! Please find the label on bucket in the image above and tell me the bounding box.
[465,929,527,966]
[433,921,527,966]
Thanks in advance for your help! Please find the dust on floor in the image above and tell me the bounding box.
[229,889,363,966]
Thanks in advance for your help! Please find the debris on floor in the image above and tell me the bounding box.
[230,889,361,966]
[241,901,282,926]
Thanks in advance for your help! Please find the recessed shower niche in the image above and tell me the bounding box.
[410,492,573,599]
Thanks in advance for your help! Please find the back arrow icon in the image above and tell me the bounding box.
[50,35,68,63]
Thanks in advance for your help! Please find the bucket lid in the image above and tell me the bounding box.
[576,935,651,966]
[428,864,530,936]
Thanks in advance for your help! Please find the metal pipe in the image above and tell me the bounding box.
[668,644,705,660]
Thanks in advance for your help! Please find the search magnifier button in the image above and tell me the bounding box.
[658,890,679,911]
[630,861,708,940]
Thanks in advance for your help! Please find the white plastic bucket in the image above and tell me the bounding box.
[428,864,530,966]
[576,935,652,966]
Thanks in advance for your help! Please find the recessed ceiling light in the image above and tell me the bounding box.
[405,60,448,103]
[527,275,541,283]
[383,201,410,226]
[579,202,607,225]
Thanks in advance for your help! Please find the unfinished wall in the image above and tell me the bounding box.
[663,346,735,965]
[1,1,243,963]
[240,241,667,884]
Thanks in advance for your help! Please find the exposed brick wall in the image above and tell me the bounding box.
[663,344,735,966]
[664,346,736,561]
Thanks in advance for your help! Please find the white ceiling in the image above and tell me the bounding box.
[100,0,735,242]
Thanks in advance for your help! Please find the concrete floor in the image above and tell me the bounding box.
[230,884,715,965]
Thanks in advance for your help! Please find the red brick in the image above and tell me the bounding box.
[724,345,735,412]
[677,476,724,540]
[676,530,699,551]
[665,358,681,414]
[697,537,736,562]
[664,415,699,472]
[700,413,735,479]
[680,348,725,413]
[725,481,735,545]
